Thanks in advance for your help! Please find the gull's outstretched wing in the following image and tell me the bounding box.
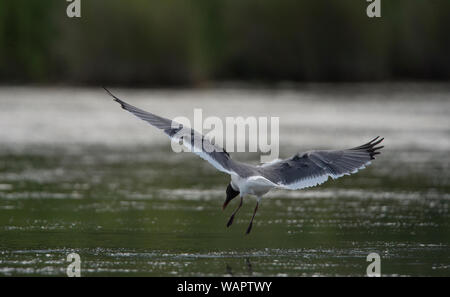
[105,88,252,177]
[257,137,384,190]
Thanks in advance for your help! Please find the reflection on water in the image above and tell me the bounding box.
[225,258,253,276]
[0,84,449,276]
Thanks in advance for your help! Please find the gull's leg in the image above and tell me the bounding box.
[246,197,261,235]
[227,196,243,227]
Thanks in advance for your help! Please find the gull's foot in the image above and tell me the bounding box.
[227,214,235,227]
[245,222,253,234]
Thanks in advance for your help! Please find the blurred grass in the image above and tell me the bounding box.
[0,0,449,86]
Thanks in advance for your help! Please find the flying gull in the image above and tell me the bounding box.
[105,88,384,234]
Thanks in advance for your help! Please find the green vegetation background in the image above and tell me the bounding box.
[1,0,449,86]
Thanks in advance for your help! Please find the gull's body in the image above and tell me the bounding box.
[231,174,273,197]
[105,88,384,234]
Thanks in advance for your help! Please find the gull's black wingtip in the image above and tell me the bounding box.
[103,87,128,111]
[351,136,385,159]
[367,137,384,160]
[103,86,119,101]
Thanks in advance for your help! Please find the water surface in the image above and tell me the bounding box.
[0,84,449,276]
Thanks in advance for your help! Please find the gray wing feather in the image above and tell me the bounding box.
[105,88,249,176]
[258,137,384,189]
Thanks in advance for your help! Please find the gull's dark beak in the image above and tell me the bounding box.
[223,183,239,210]
[222,197,232,210]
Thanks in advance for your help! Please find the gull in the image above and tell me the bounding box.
[105,88,384,234]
